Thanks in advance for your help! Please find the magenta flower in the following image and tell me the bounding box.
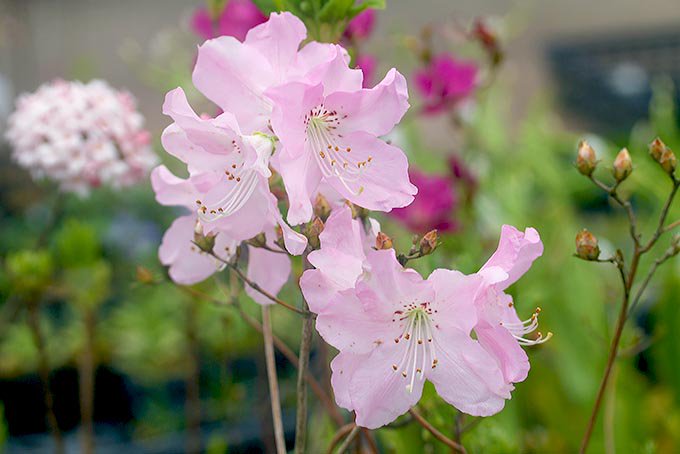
[414,54,478,114]
[152,167,292,296]
[344,9,376,41]
[388,169,458,233]
[191,1,266,42]
[156,88,307,254]
[474,225,549,384]
[355,54,377,88]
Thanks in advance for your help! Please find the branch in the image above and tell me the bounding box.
[326,423,357,454]
[640,178,680,253]
[198,245,307,315]
[627,243,680,317]
[295,252,315,453]
[262,305,286,454]
[409,408,467,454]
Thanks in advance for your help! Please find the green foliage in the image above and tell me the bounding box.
[4,249,53,298]
[52,218,102,268]
[251,0,385,41]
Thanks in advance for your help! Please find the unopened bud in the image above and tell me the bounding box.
[375,232,393,250]
[575,229,600,260]
[193,220,216,253]
[136,266,155,285]
[313,194,331,221]
[247,233,267,248]
[613,148,632,182]
[305,216,324,250]
[649,137,667,161]
[576,140,598,176]
[649,138,677,174]
[419,230,438,256]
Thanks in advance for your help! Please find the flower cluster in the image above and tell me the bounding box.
[300,207,548,428]
[5,79,157,195]
[414,54,478,115]
[153,12,415,289]
[154,11,547,430]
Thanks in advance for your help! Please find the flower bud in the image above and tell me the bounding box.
[612,148,632,182]
[193,220,216,253]
[313,194,332,221]
[649,137,667,161]
[375,232,393,250]
[247,232,267,248]
[136,265,155,285]
[305,216,324,250]
[419,230,438,256]
[576,140,597,176]
[575,229,600,260]
[649,138,677,174]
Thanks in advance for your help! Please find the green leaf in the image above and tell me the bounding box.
[318,0,354,21]
[251,0,280,14]
[348,0,385,18]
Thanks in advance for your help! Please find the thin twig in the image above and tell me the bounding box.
[335,426,361,454]
[326,423,356,454]
[199,246,306,315]
[27,303,64,454]
[262,305,287,454]
[191,280,344,426]
[627,244,679,318]
[662,218,680,233]
[640,177,680,253]
[79,308,96,454]
[294,254,315,453]
[409,408,467,454]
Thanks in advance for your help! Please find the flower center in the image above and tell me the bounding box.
[195,140,259,222]
[391,302,438,393]
[305,104,371,194]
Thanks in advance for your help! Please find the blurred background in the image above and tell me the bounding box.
[1,0,680,453]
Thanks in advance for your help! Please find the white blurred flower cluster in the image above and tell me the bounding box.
[5,79,157,195]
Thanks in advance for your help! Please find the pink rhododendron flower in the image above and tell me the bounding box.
[158,87,306,254]
[151,166,293,299]
[267,59,417,224]
[300,209,514,427]
[301,247,513,428]
[473,225,549,384]
[300,205,380,313]
[414,54,478,114]
[193,12,416,225]
[355,54,377,88]
[389,169,458,233]
[193,12,338,134]
[344,9,376,41]
[191,1,266,41]
[5,79,157,195]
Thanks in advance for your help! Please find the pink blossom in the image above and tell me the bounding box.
[344,9,376,41]
[355,54,377,88]
[388,169,458,233]
[267,57,417,224]
[414,54,478,114]
[193,12,338,134]
[300,205,380,313]
[191,1,266,42]
[151,166,294,299]
[5,79,157,195]
[301,208,513,427]
[301,247,512,428]
[158,87,306,254]
[474,225,549,384]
